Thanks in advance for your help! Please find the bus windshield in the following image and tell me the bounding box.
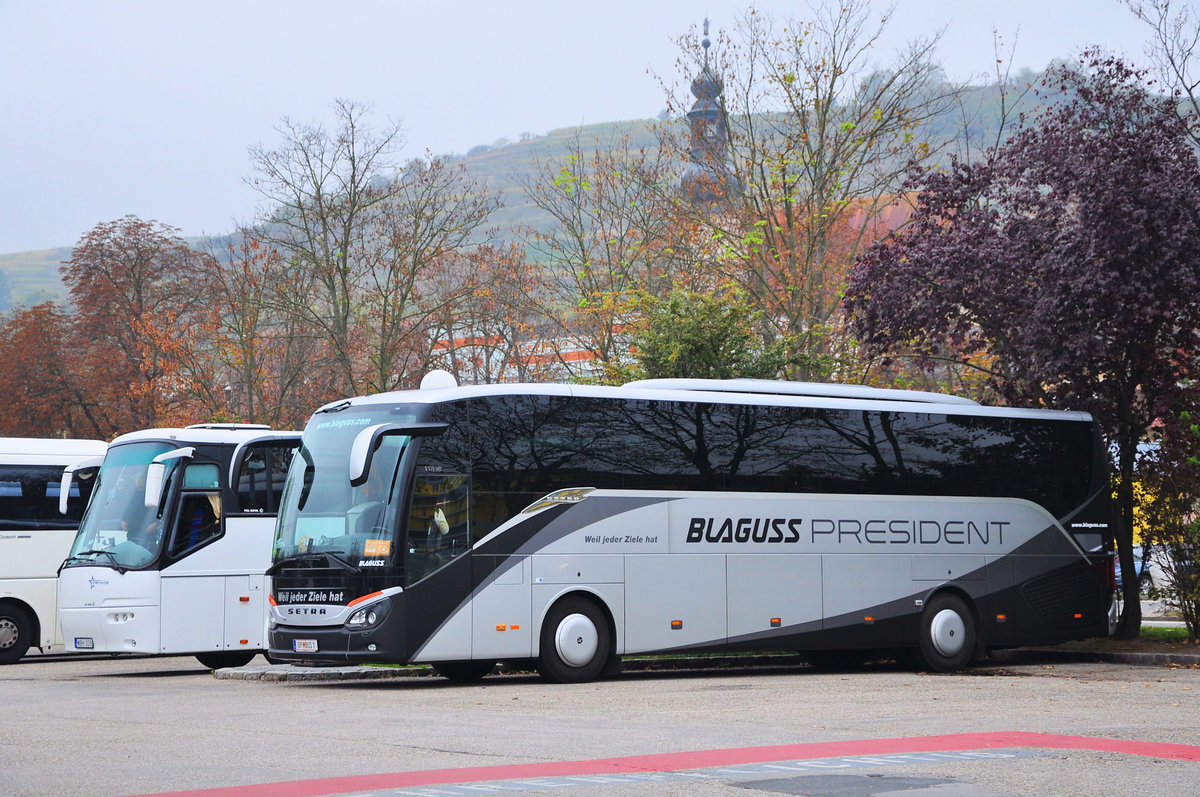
[65,442,177,570]
[272,404,423,566]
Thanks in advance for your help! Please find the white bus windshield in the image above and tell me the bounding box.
[272,405,422,564]
[66,442,176,570]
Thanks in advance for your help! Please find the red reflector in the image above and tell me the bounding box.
[348,590,384,607]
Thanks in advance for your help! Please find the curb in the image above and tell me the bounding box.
[214,649,1200,682]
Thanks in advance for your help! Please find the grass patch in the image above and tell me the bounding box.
[1140,625,1191,644]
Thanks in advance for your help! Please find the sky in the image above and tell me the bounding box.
[0,0,1156,254]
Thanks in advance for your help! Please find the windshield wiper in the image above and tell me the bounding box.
[267,549,359,575]
[316,400,352,414]
[60,550,127,575]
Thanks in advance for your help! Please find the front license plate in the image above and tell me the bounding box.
[293,639,318,653]
[74,637,94,650]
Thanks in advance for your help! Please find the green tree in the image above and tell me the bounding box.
[613,287,789,383]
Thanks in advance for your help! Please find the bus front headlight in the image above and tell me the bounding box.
[346,601,389,630]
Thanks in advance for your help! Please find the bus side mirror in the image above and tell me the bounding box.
[145,463,165,509]
[59,457,105,515]
[145,447,197,509]
[348,422,449,487]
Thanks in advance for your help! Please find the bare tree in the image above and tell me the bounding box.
[1126,0,1200,145]
[247,99,405,394]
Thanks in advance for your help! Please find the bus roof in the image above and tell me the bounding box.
[312,378,1094,424]
[108,425,293,449]
[0,437,108,464]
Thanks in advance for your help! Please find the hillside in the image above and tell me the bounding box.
[0,81,1032,308]
[0,118,663,308]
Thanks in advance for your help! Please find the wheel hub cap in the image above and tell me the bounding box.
[930,608,966,658]
[0,618,17,649]
[555,612,598,667]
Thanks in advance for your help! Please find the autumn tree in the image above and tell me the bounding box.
[0,304,97,436]
[62,215,213,434]
[844,57,1200,637]
[191,233,330,428]
[661,1,961,380]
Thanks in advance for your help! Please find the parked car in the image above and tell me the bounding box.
[1115,545,1167,592]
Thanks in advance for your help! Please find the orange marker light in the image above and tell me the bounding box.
[239,639,249,645]
[1074,613,1083,619]
[770,618,782,628]
[670,620,683,630]
[348,591,384,608]
[496,624,507,631]
[996,614,1007,623]
[863,616,875,624]
[239,596,250,603]
[511,625,520,630]
[268,594,277,607]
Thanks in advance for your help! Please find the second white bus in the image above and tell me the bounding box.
[58,425,299,668]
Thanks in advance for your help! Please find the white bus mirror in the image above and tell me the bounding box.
[145,447,196,509]
[349,422,449,487]
[59,456,105,515]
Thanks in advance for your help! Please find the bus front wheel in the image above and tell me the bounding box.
[917,593,976,672]
[0,603,33,664]
[537,596,610,684]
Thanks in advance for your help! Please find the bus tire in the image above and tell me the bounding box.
[433,661,496,682]
[537,596,610,684]
[0,603,34,664]
[195,651,257,670]
[917,593,976,672]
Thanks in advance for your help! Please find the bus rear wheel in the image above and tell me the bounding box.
[433,661,496,682]
[0,604,33,664]
[196,651,257,670]
[917,593,976,672]
[537,596,610,684]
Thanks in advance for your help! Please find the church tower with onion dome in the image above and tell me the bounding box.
[680,19,735,206]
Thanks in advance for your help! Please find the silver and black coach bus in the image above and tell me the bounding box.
[266,374,1116,682]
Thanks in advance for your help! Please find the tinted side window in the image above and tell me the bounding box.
[235,443,298,514]
[0,465,96,530]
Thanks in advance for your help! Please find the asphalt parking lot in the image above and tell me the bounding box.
[1,651,1198,797]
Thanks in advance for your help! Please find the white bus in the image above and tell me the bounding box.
[266,375,1117,682]
[0,437,108,663]
[58,425,299,668]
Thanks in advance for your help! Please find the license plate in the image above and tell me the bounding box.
[74,638,94,650]
[293,639,318,653]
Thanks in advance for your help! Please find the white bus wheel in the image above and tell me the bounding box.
[537,596,610,684]
[0,604,33,664]
[917,593,976,672]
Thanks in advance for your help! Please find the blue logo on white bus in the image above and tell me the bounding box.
[88,576,109,589]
